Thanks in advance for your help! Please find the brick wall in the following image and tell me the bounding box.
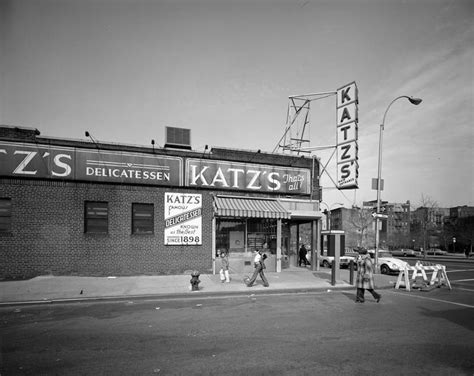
[0,126,322,279]
[0,179,213,279]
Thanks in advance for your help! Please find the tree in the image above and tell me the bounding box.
[457,217,474,255]
[444,215,474,254]
[347,206,374,249]
[411,194,439,256]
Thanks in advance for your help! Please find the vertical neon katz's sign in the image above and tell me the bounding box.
[336,82,359,189]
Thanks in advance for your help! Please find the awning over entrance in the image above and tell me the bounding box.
[289,210,324,220]
[277,198,323,220]
[214,196,290,219]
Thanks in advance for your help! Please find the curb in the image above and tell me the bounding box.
[0,283,397,307]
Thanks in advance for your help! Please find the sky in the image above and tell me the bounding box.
[1,0,473,209]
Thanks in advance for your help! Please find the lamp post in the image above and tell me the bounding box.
[375,96,422,271]
[320,202,344,231]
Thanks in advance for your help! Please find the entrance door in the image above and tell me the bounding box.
[288,221,314,267]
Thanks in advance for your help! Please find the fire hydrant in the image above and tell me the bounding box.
[190,270,201,291]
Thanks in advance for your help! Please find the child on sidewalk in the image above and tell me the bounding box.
[219,249,230,283]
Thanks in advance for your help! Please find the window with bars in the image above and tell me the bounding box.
[0,198,12,233]
[84,201,108,233]
[132,203,154,234]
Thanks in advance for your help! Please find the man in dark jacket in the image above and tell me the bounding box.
[299,244,310,267]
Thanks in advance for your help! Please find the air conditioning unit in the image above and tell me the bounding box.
[164,126,192,150]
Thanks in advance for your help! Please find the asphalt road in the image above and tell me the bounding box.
[1,282,473,376]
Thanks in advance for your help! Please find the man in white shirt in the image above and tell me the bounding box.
[245,249,269,287]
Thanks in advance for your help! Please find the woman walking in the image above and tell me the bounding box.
[355,248,381,303]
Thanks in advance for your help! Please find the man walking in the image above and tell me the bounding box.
[245,249,269,287]
[299,244,311,267]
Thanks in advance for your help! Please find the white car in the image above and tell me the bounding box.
[344,250,359,270]
[320,251,353,269]
[367,250,409,274]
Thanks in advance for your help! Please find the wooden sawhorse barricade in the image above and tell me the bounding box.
[395,261,451,291]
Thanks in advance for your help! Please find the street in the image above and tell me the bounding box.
[1,278,474,376]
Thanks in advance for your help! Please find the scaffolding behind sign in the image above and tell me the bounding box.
[274,83,359,191]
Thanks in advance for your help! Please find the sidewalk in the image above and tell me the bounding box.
[0,266,397,306]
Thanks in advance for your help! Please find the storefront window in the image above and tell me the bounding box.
[216,219,245,253]
[247,218,277,254]
[216,218,278,254]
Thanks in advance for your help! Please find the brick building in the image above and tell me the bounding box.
[0,125,323,279]
[330,200,411,250]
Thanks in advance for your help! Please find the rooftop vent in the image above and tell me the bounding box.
[164,126,192,150]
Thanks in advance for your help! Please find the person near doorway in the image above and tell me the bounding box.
[355,248,381,303]
[245,249,269,287]
[299,244,311,267]
[219,249,230,283]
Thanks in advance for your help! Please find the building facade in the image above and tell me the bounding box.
[0,125,323,279]
[384,201,411,249]
[331,200,411,250]
[444,206,474,252]
[449,206,474,219]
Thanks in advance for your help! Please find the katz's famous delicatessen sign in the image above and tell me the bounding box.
[0,142,183,186]
[164,193,202,245]
[185,159,311,194]
[0,142,311,195]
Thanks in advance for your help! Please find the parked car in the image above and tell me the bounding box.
[391,248,422,257]
[367,250,409,275]
[319,251,353,269]
[344,249,359,270]
[345,249,360,259]
[426,248,448,256]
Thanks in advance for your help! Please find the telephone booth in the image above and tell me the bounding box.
[321,230,345,281]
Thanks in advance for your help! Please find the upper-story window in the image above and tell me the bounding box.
[132,203,154,234]
[0,198,12,233]
[84,201,108,233]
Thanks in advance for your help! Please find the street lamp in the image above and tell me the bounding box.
[375,96,422,270]
[320,202,344,231]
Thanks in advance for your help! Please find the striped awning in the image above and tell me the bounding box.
[214,196,290,219]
